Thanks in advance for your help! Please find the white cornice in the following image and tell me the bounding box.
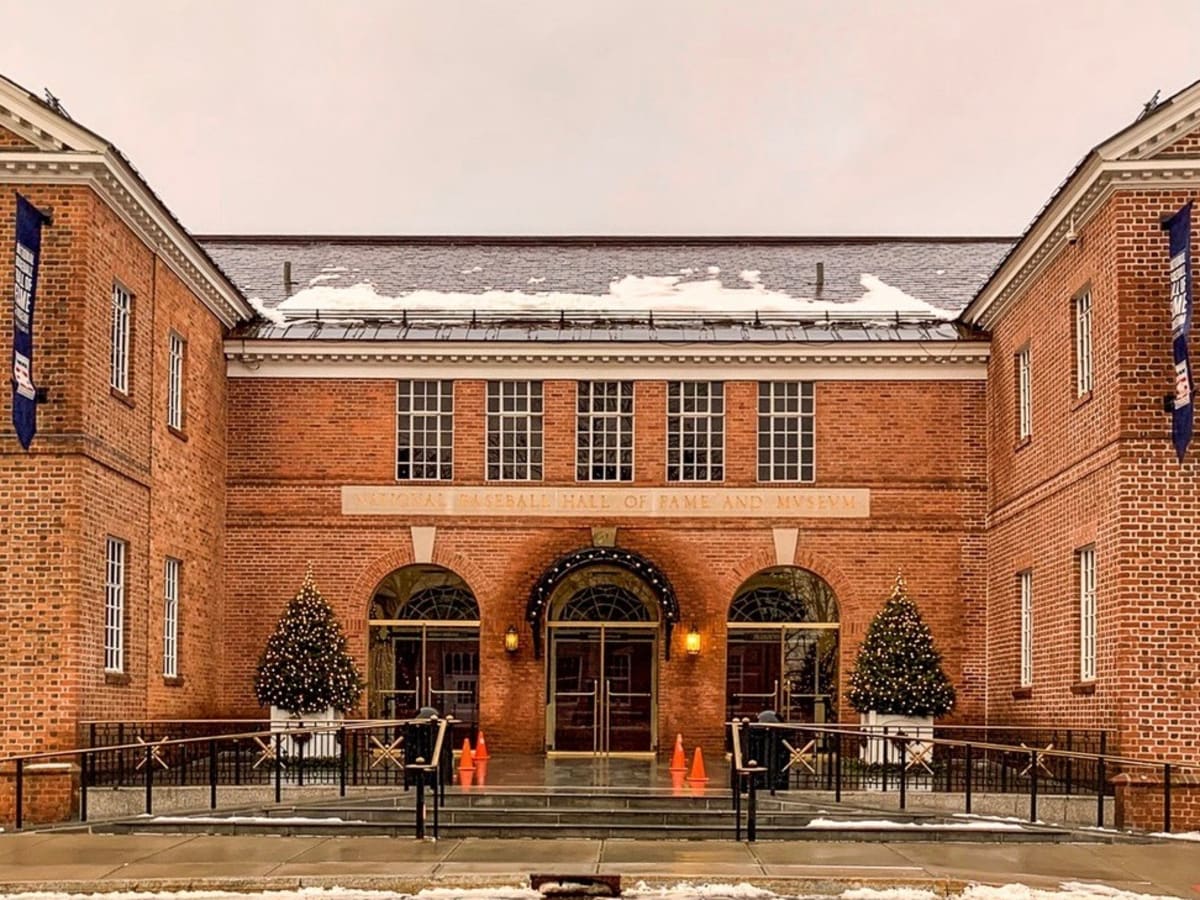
[224,339,990,380]
[0,151,252,328]
[964,161,1200,330]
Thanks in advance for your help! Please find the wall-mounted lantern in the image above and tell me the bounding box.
[685,623,701,657]
[504,624,520,654]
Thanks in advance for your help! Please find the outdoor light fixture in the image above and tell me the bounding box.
[504,624,520,654]
[685,624,701,656]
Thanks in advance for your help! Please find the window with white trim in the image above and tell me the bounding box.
[167,332,185,430]
[576,381,633,481]
[1078,546,1097,682]
[667,381,724,482]
[1074,290,1093,396]
[487,381,543,480]
[163,557,181,678]
[1019,570,1033,688]
[757,382,814,482]
[110,284,131,394]
[396,381,453,480]
[1016,345,1032,440]
[104,538,126,672]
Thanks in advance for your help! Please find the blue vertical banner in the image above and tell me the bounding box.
[1166,202,1194,461]
[12,194,48,450]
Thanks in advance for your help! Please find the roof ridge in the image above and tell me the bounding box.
[194,234,1018,246]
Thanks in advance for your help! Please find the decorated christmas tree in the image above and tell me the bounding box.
[847,573,956,718]
[255,566,363,715]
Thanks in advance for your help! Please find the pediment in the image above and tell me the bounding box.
[0,75,104,153]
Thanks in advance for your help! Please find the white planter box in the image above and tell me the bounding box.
[270,706,342,759]
[859,711,935,767]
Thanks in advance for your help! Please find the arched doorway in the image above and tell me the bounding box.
[368,565,480,731]
[726,567,839,724]
[528,547,680,756]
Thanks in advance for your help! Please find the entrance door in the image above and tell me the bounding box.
[382,625,480,722]
[549,626,656,753]
[726,626,838,723]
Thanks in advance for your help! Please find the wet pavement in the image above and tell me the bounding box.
[0,832,1197,897]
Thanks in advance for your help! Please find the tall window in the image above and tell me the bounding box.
[1074,290,1093,396]
[396,381,453,480]
[487,381,543,480]
[104,538,126,672]
[576,381,633,481]
[1016,345,1032,440]
[757,382,814,482]
[1078,546,1097,682]
[163,558,181,678]
[167,332,185,430]
[1019,570,1033,688]
[667,382,724,482]
[110,284,131,394]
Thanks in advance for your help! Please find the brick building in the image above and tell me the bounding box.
[1,72,1197,767]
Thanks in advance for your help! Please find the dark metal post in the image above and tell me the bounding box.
[881,727,889,792]
[766,728,778,796]
[734,771,742,840]
[964,742,973,814]
[1096,755,1106,828]
[747,768,758,843]
[274,732,282,804]
[297,735,305,788]
[1065,730,1073,795]
[80,750,89,823]
[234,738,242,786]
[899,737,907,811]
[1029,749,1038,823]
[415,764,427,839]
[1163,763,1172,834]
[144,746,154,815]
[14,758,24,831]
[339,727,347,798]
[431,768,440,838]
[209,740,218,809]
[117,724,126,786]
[834,732,843,803]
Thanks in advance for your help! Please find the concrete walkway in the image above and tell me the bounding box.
[0,833,1197,898]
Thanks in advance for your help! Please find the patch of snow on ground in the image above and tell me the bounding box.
[627,883,775,899]
[807,817,1025,831]
[146,815,369,825]
[262,272,953,320]
[961,884,1182,900]
[1147,830,1200,840]
[842,889,938,900]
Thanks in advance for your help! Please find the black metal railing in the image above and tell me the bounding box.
[727,719,1191,842]
[6,717,455,835]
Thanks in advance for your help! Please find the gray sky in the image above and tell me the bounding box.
[3,1,1199,236]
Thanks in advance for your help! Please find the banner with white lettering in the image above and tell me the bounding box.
[12,194,48,450]
[1166,203,1194,461]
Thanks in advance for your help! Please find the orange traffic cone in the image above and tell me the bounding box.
[686,746,709,783]
[669,733,687,772]
[459,737,475,771]
[474,759,488,786]
[474,730,490,761]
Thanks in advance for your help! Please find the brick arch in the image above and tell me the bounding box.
[720,545,855,618]
[350,544,487,614]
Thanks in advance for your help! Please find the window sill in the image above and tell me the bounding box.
[1072,390,1093,412]
[163,675,185,688]
[167,424,188,443]
[104,672,131,686]
[110,387,135,409]
[1070,681,1097,696]
[1014,436,1032,453]
[1011,686,1033,700]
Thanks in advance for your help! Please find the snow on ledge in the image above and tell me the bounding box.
[806,816,1026,831]
[248,273,956,322]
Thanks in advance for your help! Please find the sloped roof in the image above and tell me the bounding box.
[201,236,1012,335]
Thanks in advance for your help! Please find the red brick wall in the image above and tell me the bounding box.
[0,185,230,756]
[225,376,987,754]
[0,126,35,148]
[985,185,1200,762]
[1149,126,1200,158]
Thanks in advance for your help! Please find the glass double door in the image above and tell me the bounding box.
[377,625,479,725]
[549,626,656,754]
[726,626,838,724]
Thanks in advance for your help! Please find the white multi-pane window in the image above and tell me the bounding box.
[576,381,633,481]
[110,284,131,393]
[667,382,724,481]
[167,332,185,430]
[757,382,815,482]
[163,558,181,678]
[1016,345,1032,440]
[104,538,126,672]
[1019,570,1033,687]
[1079,546,1097,681]
[487,381,543,480]
[1075,290,1093,396]
[396,381,453,480]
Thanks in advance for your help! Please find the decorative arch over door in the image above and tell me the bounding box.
[726,566,840,725]
[526,546,680,658]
